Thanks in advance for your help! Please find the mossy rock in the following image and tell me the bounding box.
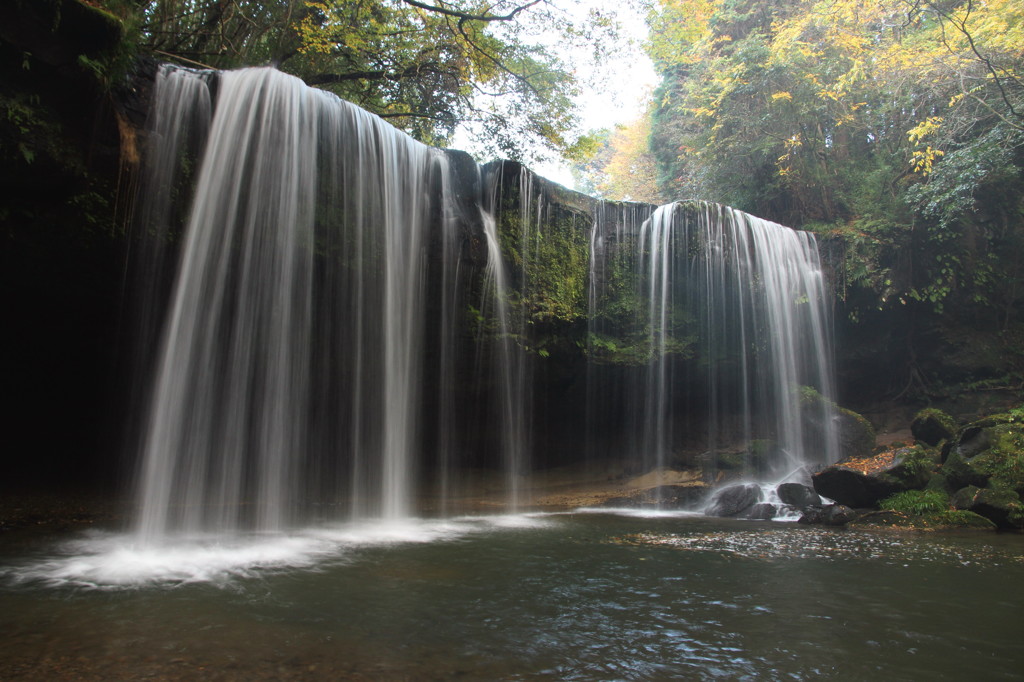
[922,510,998,531]
[812,446,935,508]
[848,509,996,531]
[799,387,876,460]
[924,470,956,496]
[943,419,1024,495]
[951,485,1024,530]
[911,408,957,447]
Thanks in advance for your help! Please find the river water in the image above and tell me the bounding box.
[1,511,1021,680]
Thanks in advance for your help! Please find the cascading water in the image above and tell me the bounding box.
[133,66,469,541]
[130,64,839,544]
[586,201,839,488]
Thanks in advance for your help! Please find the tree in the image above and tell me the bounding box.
[573,111,665,204]
[131,0,619,162]
[638,0,1024,397]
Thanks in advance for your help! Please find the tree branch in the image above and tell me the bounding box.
[305,71,388,85]
[398,0,543,23]
[924,0,1024,126]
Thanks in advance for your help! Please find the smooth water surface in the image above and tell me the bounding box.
[2,513,1022,680]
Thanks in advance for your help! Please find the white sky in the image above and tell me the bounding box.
[456,2,658,190]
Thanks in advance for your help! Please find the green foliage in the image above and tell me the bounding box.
[973,423,1024,493]
[497,188,591,328]
[129,0,621,162]
[640,0,1024,350]
[913,408,957,432]
[928,509,997,529]
[879,489,950,515]
[899,445,938,479]
[1009,503,1024,528]
[586,330,694,366]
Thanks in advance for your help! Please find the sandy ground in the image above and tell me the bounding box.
[0,464,708,535]
[422,460,709,514]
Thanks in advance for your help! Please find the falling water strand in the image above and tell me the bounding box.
[589,202,839,481]
[133,67,456,541]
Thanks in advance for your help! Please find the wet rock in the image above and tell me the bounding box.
[812,446,935,508]
[911,408,957,447]
[649,485,709,509]
[705,483,762,517]
[797,504,856,526]
[822,504,857,526]
[797,506,825,524]
[777,482,821,508]
[747,503,778,520]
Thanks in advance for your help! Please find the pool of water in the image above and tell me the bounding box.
[2,511,1022,680]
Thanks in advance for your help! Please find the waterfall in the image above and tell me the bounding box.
[130,65,838,542]
[133,66,462,541]
[586,202,839,480]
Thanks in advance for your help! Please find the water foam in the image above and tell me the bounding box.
[2,514,557,590]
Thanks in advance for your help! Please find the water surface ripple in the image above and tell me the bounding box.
[1,512,1021,680]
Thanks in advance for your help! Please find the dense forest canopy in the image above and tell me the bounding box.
[2,0,1021,402]
[576,0,1024,399]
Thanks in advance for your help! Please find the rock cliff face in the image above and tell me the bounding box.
[0,0,132,491]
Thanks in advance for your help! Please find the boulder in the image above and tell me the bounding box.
[798,504,857,526]
[942,420,1024,497]
[911,408,957,447]
[823,504,857,526]
[777,482,821,508]
[705,483,762,517]
[798,507,825,524]
[747,502,779,520]
[951,486,1024,530]
[799,389,876,461]
[812,446,935,508]
[835,407,878,461]
[924,470,956,496]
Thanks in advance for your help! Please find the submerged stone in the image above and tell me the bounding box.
[823,504,857,526]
